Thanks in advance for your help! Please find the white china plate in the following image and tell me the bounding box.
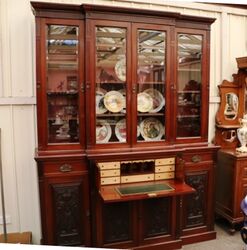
[115,119,126,142]
[96,88,107,114]
[96,120,112,144]
[144,88,165,113]
[115,58,126,82]
[104,90,125,113]
[137,92,153,113]
[140,117,164,141]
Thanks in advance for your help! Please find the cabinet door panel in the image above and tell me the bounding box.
[183,171,208,229]
[103,202,134,244]
[140,197,171,239]
[43,175,90,246]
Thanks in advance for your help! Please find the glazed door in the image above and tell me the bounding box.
[174,29,209,142]
[38,19,85,150]
[86,20,171,147]
[86,20,131,147]
[132,24,171,145]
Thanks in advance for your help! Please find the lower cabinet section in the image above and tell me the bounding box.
[36,157,91,246]
[181,149,216,244]
[216,149,247,233]
[36,145,218,249]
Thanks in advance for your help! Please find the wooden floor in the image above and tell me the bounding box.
[183,219,245,250]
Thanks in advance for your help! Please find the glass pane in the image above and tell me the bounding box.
[95,26,127,144]
[46,25,79,143]
[137,29,166,142]
[176,34,202,138]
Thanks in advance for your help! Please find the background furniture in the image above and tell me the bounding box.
[215,58,247,233]
[32,2,218,249]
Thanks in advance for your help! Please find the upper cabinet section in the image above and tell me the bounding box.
[32,2,215,153]
[46,24,80,143]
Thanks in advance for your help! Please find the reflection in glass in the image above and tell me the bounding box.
[224,93,238,120]
[222,130,236,142]
[95,26,127,144]
[46,25,79,143]
[176,34,202,138]
[137,29,166,142]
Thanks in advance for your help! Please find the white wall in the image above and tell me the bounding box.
[0,0,246,244]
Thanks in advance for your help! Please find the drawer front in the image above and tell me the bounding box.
[155,172,174,180]
[155,165,175,173]
[101,177,120,185]
[43,161,86,175]
[183,153,213,164]
[97,162,120,170]
[121,174,154,184]
[100,169,120,177]
[242,166,247,179]
[155,158,175,166]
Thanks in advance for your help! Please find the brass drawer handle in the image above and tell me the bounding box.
[60,164,72,172]
[191,155,202,163]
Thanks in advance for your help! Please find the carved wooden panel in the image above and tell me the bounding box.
[52,182,83,246]
[183,171,208,228]
[103,202,132,244]
[142,197,170,238]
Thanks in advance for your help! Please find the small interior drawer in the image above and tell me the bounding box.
[155,172,175,180]
[121,174,154,184]
[100,169,120,177]
[155,165,175,173]
[97,162,120,170]
[101,177,120,185]
[155,158,175,166]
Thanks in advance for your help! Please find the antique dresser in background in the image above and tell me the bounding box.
[215,58,247,233]
[31,2,218,249]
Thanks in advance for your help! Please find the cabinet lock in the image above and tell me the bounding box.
[60,164,72,172]
[191,155,201,163]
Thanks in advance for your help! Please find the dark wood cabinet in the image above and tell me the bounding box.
[36,157,91,246]
[31,2,218,249]
[216,149,247,233]
[181,148,216,244]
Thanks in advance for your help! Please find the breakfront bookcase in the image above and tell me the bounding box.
[32,2,218,249]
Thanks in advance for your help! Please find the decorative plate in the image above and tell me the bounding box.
[118,89,126,113]
[96,120,112,144]
[115,58,126,82]
[115,119,127,142]
[144,88,165,113]
[137,92,153,113]
[96,88,107,114]
[104,90,125,113]
[140,118,164,141]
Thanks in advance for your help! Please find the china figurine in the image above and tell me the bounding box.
[236,114,247,153]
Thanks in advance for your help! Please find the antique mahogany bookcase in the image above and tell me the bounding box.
[31,2,218,249]
[215,58,247,233]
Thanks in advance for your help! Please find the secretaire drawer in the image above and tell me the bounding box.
[121,174,154,184]
[155,165,175,173]
[155,172,174,180]
[43,161,87,175]
[100,169,120,177]
[97,162,120,170]
[101,177,120,185]
[155,158,175,166]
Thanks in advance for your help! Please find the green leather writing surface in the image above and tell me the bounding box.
[116,183,173,196]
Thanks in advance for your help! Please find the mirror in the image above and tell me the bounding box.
[222,130,236,142]
[224,93,238,120]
